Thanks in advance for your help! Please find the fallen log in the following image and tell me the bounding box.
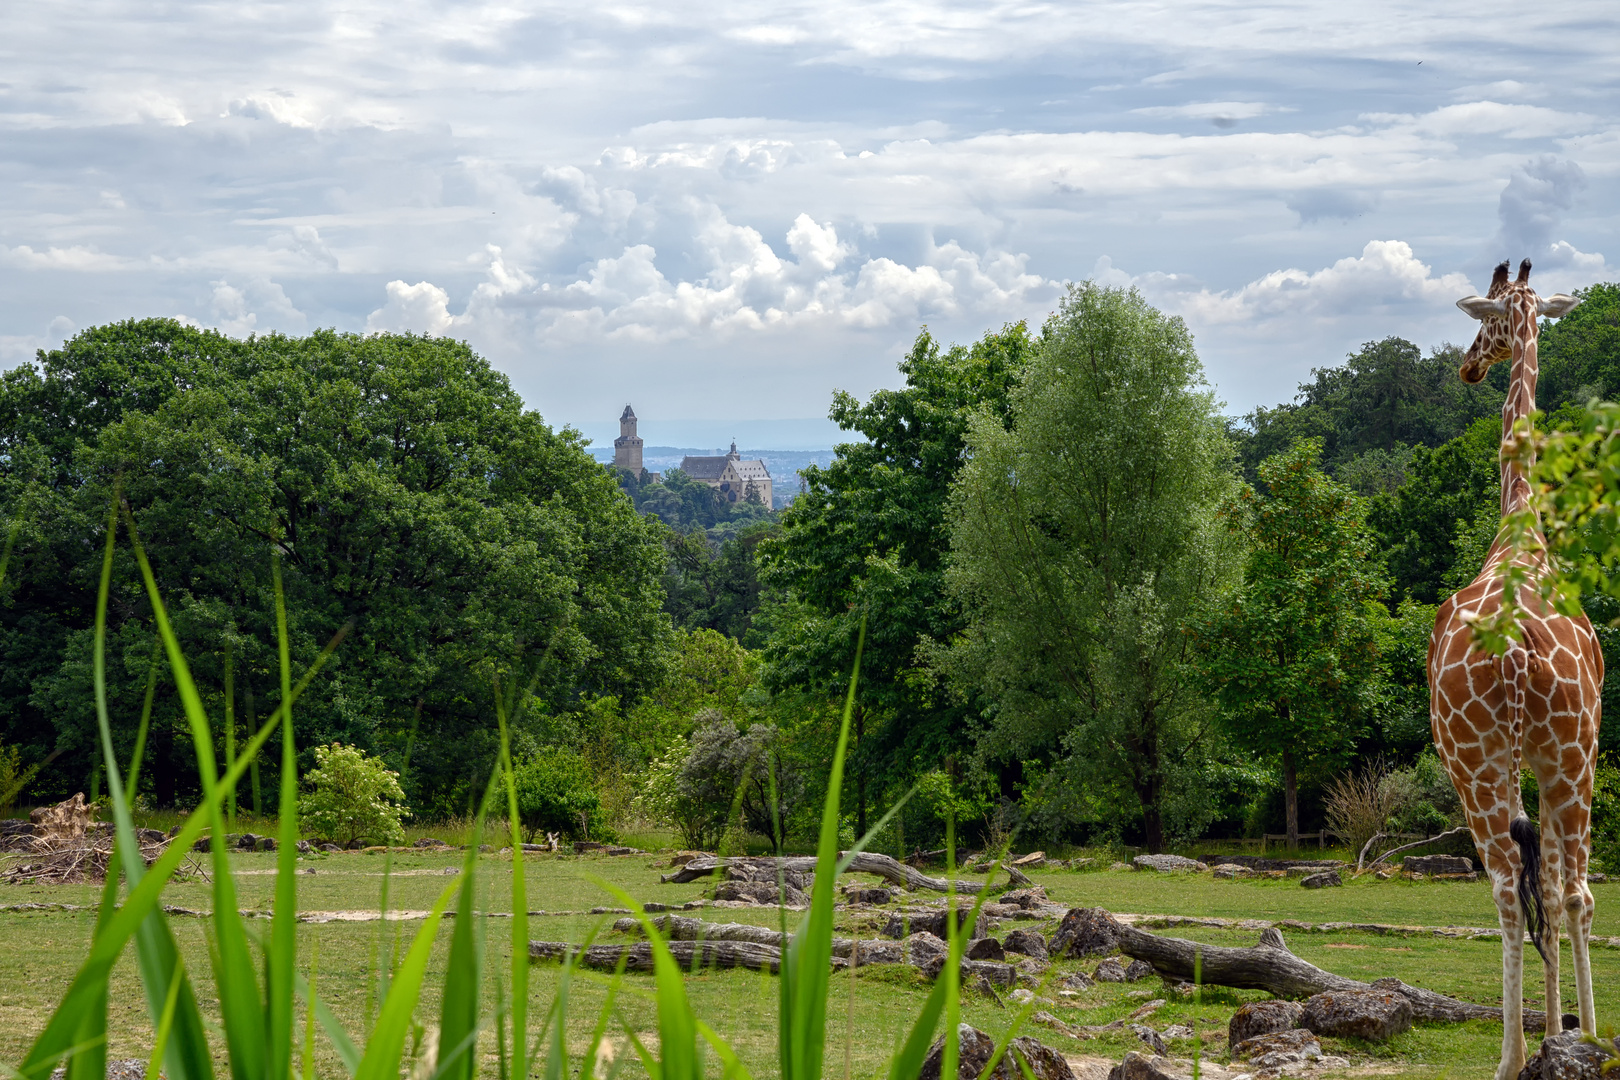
[1115,920,1547,1032]
[529,938,782,973]
[661,851,1019,893]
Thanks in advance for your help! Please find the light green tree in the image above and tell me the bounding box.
[1194,439,1388,848]
[298,742,409,847]
[937,283,1240,852]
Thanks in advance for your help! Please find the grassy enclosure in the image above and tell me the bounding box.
[3,848,1617,1079]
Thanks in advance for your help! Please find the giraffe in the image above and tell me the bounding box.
[1428,258,1598,1080]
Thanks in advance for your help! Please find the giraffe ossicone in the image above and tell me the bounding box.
[1429,258,1600,1080]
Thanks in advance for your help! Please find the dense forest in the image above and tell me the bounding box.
[2,282,1619,855]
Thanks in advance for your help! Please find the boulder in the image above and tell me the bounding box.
[1106,1051,1179,1080]
[1128,1025,1167,1056]
[1094,958,1128,983]
[883,907,979,940]
[1131,854,1206,873]
[966,937,1006,961]
[1403,854,1475,875]
[1517,1029,1619,1080]
[1300,988,1413,1042]
[1048,907,1120,958]
[1229,1000,1304,1045]
[919,1024,1075,1080]
[1232,1028,1322,1067]
[1300,871,1342,889]
[1004,929,1049,960]
[845,886,894,905]
[712,880,810,906]
[1123,959,1154,982]
[998,886,1049,909]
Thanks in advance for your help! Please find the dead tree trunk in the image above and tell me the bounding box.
[528,938,782,974]
[1116,922,1547,1031]
[660,851,1029,892]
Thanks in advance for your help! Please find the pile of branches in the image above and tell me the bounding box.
[1,794,204,885]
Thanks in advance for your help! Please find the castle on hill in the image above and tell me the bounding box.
[612,404,772,506]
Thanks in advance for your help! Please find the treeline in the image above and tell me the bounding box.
[3,283,1619,856]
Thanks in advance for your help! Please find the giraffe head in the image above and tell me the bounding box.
[1456,259,1581,384]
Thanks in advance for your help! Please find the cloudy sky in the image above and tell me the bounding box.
[4,1,1617,447]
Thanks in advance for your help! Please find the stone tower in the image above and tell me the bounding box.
[613,404,643,474]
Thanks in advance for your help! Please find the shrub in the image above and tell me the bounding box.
[510,747,607,841]
[298,742,409,847]
[0,740,41,818]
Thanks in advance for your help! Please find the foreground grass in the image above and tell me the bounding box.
[3,850,1617,1078]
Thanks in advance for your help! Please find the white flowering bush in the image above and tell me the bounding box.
[298,742,409,847]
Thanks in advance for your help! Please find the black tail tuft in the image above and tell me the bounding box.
[1511,815,1549,963]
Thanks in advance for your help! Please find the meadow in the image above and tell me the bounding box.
[4,844,1616,1079]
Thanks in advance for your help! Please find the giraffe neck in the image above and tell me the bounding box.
[1500,311,1537,520]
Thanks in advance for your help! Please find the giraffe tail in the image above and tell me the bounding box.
[1511,814,1549,963]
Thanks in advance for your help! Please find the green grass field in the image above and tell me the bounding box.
[2,849,1617,1079]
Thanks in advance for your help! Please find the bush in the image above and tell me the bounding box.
[0,740,41,818]
[298,743,409,847]
[511,747,607,841]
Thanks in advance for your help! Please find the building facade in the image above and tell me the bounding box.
[612,404,643,474]
[681,441,772,507]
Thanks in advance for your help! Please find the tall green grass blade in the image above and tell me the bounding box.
[120,503,267,1080]
[435,788,488,1080]
[146,959,187,1080]
[495,682,529,1080]
[87,502,213,1080]
[592,879,704,1080]
[20,685,286,1080]
[301,942,320,1080]
[294,971,361,1077]
[780,615,865,1080]
[354,880,461,1080]
[267,558,300,1080]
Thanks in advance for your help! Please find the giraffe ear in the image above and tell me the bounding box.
[1457,294,1508,320]
[1538,293,1581,318]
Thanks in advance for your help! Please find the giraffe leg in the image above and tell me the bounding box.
[1538,823,1563,1036]
[1484,837,1529,1079]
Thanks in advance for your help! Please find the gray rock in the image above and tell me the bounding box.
[1301,989,1413,1042]
[1048,907,1120,958]
[1131,854,1207,873]
[1517,1029,1619,1080]
[1123,959,1154,982]
[1404,854,1474,875]
[1232,1028,1323,1069]
[920,1024,1076,1080]
[1129,1025,1168,1055]
[1229,1000,1305,1045]
[1106,1051,1179,1080]
[1300,870,1343,889]
[1004,928,1049,960]
[883,907,980,940]
[998,886,1050,909]
[1094,957,1128,983]
[966,937,1006,961]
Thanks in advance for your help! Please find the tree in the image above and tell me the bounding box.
[510,747,605,841]
[1,323,673,813]
[1195,439,1387,848]
[937,284,1240,852]
[298,742,409,847]
[758,322,1034,836]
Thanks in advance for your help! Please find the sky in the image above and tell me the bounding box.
[3,1,1617,448]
